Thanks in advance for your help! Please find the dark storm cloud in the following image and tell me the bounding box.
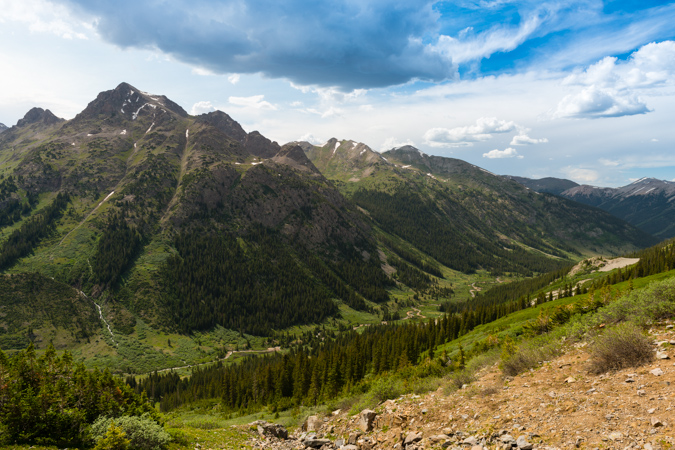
[61,0,457,89]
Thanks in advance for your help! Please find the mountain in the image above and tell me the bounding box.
[0,82,392,345]
[0,123,7,133]
[303,142,656,275]
[561,178,675,240]
[503,175,579,195]
[0,83,658,360]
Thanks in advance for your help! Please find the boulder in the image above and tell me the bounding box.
[499,434,515,444]
[462,436,478,446]
[303,437,332,448]
[651,418,664,427]
[252,420,288,440]
[347,432,362,445]
[404,431,423,445]
[358,409,378,432]
[304,415,322,432]
[516,435,533,450]
[608,431,623,441]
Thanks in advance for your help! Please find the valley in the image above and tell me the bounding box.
[0,83,673,450]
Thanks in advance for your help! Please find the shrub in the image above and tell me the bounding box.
[369,376,404,403]
[92,414,171,450]
[500,338,559,377]
[94,422,130,450]
[448,370,475,390]
[594,278,675,327]
[588,323,653,374]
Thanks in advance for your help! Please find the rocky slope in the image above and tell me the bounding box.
[561,178,675,240]
[246,321,675,450]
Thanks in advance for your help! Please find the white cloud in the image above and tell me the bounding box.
[554,86,649,119]
[565,41,675,90]
[561,167,599,183]
[510,134,548,145]
[359,104,374,112]
[228,95,276,110]
[652,138,659,142]
[290,101,303,107]
[380,137,415,152]
[190,100,216,115]
[298,133,323,145]
[192,67,215,76]
[593,155,675,170]
[319,107,343,118]
[0,0,92,39]
[599,158,620,167]
[555,41,675,119]
[228,74,240,84]
[482,148,523,159]
[434,12,543,64]
[424,117,518,147]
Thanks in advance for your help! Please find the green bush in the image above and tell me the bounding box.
[594,278,675,327]
[500,338,559,377]
[92,414,171,450]
[448,370,475,390]
[588,323,653,374]
[369,376,404,403]
[94,422,130,450]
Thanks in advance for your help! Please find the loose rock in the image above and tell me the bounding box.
[358,409,378,432]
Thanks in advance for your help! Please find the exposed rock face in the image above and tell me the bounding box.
[16,107,63,128]
[196,110,280,158]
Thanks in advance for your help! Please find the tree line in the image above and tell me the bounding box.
[0,192,69,271]
[0,343,156,447]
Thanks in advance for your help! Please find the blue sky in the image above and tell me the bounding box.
[1,0,674,186]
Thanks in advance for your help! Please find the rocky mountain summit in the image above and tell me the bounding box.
[245,322,675,450]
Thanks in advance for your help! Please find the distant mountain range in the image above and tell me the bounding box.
[503,175,579,196]
[0,123,7,133]
[0,82,657,352]
[507,176,675,240]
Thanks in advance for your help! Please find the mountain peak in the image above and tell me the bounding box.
[272,143,321,174]
[393,145,426,156]
[16,107,63,128]
[195,110,248,143]
[73,82,188,124]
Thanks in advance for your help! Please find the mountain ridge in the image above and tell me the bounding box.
[0,83,660,359]
[303,141,656,276]
[561,178,675,240]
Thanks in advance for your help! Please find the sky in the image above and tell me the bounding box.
[1,0,674,187]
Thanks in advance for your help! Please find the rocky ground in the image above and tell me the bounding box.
[241,322,675,450]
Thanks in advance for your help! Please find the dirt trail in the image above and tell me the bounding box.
[152,347,281,374]
[402,307,426,320]
[469,282,482,298]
